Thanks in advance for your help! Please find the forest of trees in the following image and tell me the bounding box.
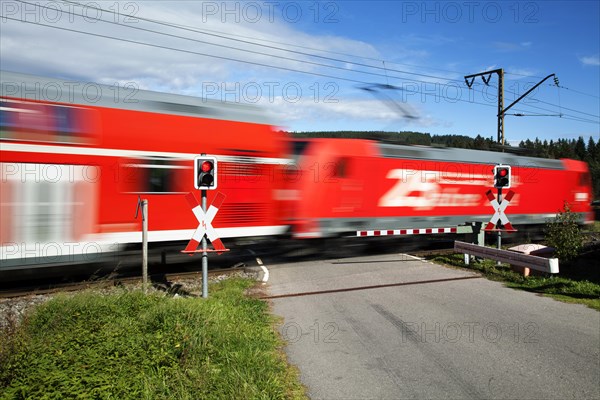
[290,131,600,199]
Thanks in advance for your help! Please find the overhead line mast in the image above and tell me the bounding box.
[464,69,559,148]
[464,69,505,146]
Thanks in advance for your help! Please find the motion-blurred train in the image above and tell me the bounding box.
[0,71,594,269]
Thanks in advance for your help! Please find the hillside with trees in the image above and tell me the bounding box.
[290,131,600,199]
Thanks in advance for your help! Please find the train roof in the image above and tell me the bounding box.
[293,137,566,170]
[0,70,274,126]
[378,142,565,169]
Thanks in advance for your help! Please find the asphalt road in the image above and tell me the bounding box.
[266,253,600,400]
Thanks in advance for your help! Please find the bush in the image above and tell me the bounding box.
[544,202,583,263]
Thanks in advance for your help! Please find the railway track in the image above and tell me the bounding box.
[0,264,248,299]
[0,242,452,298]
[3,230,596,299]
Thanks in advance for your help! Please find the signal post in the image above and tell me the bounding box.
[486,164,515,263]
[182,155,228,298]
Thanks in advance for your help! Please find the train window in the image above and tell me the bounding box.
[55,106,78,135]
[123,158,188,194]
[0,100,20,132]
[335,158,349,178]
[579,172,591,187]
[288,140,310,169]
[0,98,92,144]
[292,140,310,156]
[148,164,172,193]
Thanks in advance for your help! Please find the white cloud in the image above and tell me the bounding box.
[579,55,600,67]
[0,1,380,88]
[1,1,394,130]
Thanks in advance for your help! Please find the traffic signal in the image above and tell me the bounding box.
[194,156,218,190]
[493,165,511,189]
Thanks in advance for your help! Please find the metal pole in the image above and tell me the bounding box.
[142,199,148,294]
[497,69,504,147]
[464,69,505,147]
[497,189,502,266]
[201,190,208,298]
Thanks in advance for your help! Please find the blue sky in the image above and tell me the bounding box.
[1,1,598,145]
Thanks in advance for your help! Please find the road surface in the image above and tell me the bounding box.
[266,253,600,399]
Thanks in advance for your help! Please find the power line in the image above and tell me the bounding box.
[558,115,600,125]
[37,0,594,116]
[5,1,599,125]
[506,72,600,100]
[0,16,365,85]
[56,0,466,85]
[484,82,599,120]
[557,85,600,100]
[53,0,600,115]
[69,0,592,103]
[4,5,504,111]
[16,1,401,84]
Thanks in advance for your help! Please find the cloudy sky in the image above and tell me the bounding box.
[1,0,598,144]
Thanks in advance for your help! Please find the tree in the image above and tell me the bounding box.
[574,136,586,161]
[587,137,598,163]
[544,202,583,263]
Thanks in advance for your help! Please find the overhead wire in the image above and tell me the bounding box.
[64,0,541,85]
[0,15,497,110]
[556,85,600,100]
[58,0,469,85]
[4,0,599,125]
[39,0,594,114]
[4,3,501,110]
[2,17,371,85]
[482,82,599,121]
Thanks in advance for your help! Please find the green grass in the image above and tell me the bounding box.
[431,253,600,311]
[586,221,600,232]
[0,278,306,399]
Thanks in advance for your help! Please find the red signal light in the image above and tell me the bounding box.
[201,161,213,173]
[194,156,218,190]
[493,165,511,189]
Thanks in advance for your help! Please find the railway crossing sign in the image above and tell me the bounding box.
[484,189,517,232]
[182,191,228,254]
[186,153,227,299]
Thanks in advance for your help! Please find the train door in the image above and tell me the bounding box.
[0,162,100,266]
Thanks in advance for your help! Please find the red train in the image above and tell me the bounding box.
[1,71,290,268]
[288,138,593,238]
[0,71,594,268]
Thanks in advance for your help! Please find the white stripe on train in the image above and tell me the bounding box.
[0,225,288,260]
[0,142,292,165]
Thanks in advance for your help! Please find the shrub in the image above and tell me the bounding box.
[544,202,583,263]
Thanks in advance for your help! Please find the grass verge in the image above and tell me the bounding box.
[430,252,600,311]
[0,278,306,399]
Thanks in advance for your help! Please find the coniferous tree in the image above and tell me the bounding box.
[575,137,587,161]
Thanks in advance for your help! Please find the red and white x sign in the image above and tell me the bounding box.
[184,192,227,254]
[484,189,517,232]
